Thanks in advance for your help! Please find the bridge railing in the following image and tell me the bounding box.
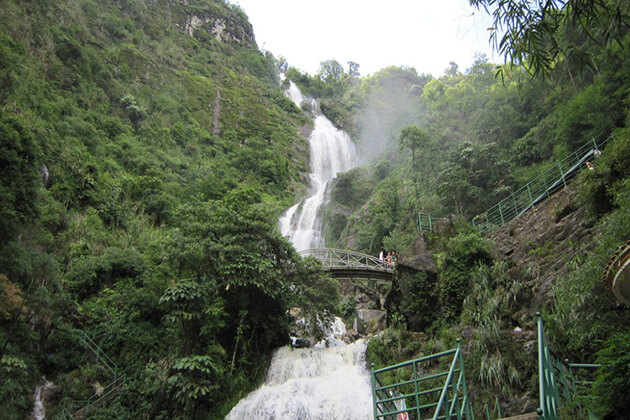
[299,248,394,272]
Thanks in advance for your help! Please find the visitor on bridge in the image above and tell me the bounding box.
[379,250,384,261]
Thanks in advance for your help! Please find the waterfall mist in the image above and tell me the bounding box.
[355,67,431,165]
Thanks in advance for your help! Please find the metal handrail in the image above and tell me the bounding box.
[419,212,434,232]
[473,136,613,233]
[416,135,615,234]
[371,340,474,420]
[60,329,126,419]
[61,375,126,419]
[536,313,600,420]
[79,331,119,376]
[299,248,394,272]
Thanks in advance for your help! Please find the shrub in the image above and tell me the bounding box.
[435,233,494,322]
[66,247,146,297]
[589,332,630,417]
[397,271,437,331]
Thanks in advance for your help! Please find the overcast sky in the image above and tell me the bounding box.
[229,0,500,77]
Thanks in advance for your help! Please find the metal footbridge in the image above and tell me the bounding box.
[299,248,394,280]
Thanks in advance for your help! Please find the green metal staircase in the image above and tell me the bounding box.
[371,339,474,419]
[416,136,614,234]
[60,329,126,419]
[370,314,598,420]
[535,314,598,420]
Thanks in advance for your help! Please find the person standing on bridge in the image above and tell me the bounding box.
[379,250,384,261]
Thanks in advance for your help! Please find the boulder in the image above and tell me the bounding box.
[398,235,437,274]
[356,309,387,334]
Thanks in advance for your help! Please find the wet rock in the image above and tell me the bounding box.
[356,309,386,334]
[345,328,361,341]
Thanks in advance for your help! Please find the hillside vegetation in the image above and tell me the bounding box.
[285,3,630,417]
[0,1,340,418]
[2,0,630,418]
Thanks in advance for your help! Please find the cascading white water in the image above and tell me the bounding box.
[226,318,374,419]
[31,377,54,420]
[279,82,358,252]
[227,83,372,419]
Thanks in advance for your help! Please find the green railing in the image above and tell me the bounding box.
[418,213,434,232]
[472,136,612,233]
[59,329,126,419]
[416,136,615,234]
[61,374,126,419]
[370,315,599,420]
[536,313,599,420]
[371,339,474,420]
[79,331,119,376]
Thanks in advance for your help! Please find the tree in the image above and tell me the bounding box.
[470,0,630,76]
[318,59,344,82]
[0,113,39,241]
[347,61,360,77]
[399,125,430,201]
[277,56,288,73]
[120,94,147,129]
[445,61,460,77]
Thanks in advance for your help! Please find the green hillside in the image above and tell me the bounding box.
[284,3,630,417]
[0,1,337,418]
[2,0,630,418]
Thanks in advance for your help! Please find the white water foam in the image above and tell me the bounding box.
[279,82,358,252]
[32,377,54,420]
[231,84,371,419]
[226,319,373,420]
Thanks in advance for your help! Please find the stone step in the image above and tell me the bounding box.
[498,412,539,420]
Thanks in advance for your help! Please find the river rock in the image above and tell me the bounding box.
[356,309,386,334]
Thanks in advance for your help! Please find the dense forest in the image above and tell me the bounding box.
[287,1,630,417]
[1,0,629,418]
[0,0,338,418]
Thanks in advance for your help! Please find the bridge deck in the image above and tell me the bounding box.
[299,248,394,279]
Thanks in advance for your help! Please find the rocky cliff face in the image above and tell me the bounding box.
[490,185,594,308]
[181,1,255,47]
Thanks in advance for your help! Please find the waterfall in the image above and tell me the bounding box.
[31,377,54,420]
[279,82,358,252]
[227,83,372,419]
[226,318,374,419]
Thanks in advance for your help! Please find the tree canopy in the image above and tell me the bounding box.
[470,0,630,76]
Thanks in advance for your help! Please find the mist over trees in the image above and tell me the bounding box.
[287,2,630,417]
